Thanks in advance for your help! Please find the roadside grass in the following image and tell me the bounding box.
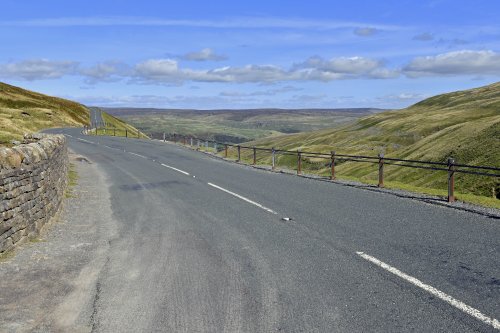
[0,247,16,261]
[210,141,500,209]
[65,163,78,198]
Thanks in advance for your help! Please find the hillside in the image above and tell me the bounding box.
[0,82,144,144]
[246,82,500,200]
[0,82,91,144]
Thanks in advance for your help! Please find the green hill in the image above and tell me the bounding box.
[0,82,144,144]
[244,82,500,203]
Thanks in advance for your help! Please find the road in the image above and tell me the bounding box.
[55,128,499,332]
[89,108,105,128]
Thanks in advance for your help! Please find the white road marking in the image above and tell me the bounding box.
[77,138,93,144]
[207,183,277,215]
[160,163,190,176]
[128,152,147,159]
[356,251,500,330]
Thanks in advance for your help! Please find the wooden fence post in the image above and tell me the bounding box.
[378,153,384,188]
[272,147,276,170]
[448,158,455,202]
[297,149,302,175]
[330,151,336,180]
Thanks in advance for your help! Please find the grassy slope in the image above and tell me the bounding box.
[0,82,144,143]
[0,82,90,143]
[245,82,500,201]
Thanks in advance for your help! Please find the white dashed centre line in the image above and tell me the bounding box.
[160,163,190,176]
[128,152,147,159]
[207,182,277,215]
[77,138,93,144]
[356,251,500,330]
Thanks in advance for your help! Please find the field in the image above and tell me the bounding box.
[104,108,381,143]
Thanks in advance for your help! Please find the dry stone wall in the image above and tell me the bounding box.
[0,134,68,253]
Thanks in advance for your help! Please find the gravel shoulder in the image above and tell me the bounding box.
[0,151,117,333]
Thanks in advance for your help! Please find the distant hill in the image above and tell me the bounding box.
[0,82,143,144]
[105,107,384,143]
[247,82,500,199]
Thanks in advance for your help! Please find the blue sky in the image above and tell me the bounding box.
[0,0,499,109]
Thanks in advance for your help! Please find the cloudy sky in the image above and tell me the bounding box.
[1,0,499,109]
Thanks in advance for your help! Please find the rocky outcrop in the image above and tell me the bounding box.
[0,134,68,253]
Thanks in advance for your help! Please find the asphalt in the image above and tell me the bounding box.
[38,128,500,332]
[90,108,105,128]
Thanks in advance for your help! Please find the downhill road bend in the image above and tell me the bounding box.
[52,128,499,332]
[89,108,105,128]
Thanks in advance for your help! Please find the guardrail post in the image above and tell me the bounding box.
[272,147,276,170]
[190,137,193,146]
[253,146,256,165]
[330,151,336,180]
[378,153,384,188]
[297,149,302,175]
[214,142,217,152]
[237,145,241,162]
[224,144,228,158]
[163,132,166,142]
[448,158,455,203]
[125,129,128,138]
[205,141,208,151]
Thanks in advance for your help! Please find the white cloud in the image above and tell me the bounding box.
[404,50,500,77]
[294,56,399,79]
[79,61,126,83]
[0,56,399,84]
[353,27,378,36]
[181,48,227,61]
[132,56,399,84]
[133,59,289,83]
[0,59,78,80]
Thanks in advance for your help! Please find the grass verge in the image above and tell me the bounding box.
[65,163,78,198]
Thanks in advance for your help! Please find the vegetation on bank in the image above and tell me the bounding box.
[0,82,90,144]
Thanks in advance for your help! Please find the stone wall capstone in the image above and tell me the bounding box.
[0,134,68,253]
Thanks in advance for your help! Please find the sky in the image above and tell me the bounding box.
[0,0,499,109]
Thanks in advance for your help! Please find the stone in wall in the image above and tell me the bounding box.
[0,134,68,253]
